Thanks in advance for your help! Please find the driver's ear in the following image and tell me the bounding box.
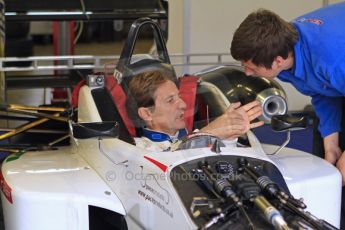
[138,107,153,122]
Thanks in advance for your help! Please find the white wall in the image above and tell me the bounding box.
[167,0,343,111]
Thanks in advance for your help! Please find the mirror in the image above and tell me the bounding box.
[271,114,307,132]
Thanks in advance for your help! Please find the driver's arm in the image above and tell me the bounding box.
[200,101,263,139]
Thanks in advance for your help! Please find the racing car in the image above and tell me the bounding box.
[0,18,342,230]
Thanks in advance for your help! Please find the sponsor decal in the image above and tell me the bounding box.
[136,166,173,217]
[138,167,170,205]
[113,69,123,83]
[138,189,173,218]
[297,18,323,25]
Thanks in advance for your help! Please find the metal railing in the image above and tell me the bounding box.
[0,53,239,72]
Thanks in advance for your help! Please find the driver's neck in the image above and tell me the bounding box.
[142,127,187,143]
[146,125,178,137]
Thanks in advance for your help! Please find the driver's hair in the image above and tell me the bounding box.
[126,70,176,128]
[230,9,298,68]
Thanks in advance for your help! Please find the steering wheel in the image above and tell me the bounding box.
[177,132,225,150]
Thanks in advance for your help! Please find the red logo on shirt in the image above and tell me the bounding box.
[297,18,323,25]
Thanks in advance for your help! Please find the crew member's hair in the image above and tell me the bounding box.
[126,70,176,128]
[231,9,298,68]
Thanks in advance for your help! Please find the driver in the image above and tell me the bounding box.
[126,70,264,151]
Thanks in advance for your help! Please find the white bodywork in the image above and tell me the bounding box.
[1,85,342,230]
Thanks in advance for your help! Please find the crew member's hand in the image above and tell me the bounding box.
[336,152,345,186]
[200,101,263,139]
[324,133,342,164]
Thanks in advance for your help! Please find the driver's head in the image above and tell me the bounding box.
[126,70,186,135]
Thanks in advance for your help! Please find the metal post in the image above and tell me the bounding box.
[57,21,71,75]
[52,21,73,104]
[0,0,5,103]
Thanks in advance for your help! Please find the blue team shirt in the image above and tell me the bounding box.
[278,2,345,137]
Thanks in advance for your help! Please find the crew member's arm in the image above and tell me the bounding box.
[324,132,341,164]
[336,153,345,186]
[312,95,343,164]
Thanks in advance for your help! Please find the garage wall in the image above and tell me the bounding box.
[167,0,343,111]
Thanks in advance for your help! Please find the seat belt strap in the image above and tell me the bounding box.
[179,75,199,133]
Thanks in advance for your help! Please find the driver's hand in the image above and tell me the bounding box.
[236,100,264,131]
[200,101,263,139]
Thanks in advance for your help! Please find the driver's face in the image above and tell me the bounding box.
[149,80,186,135]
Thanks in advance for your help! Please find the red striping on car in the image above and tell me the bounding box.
[0,170,13,204]
[144,156,168,172]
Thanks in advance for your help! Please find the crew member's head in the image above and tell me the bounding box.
[231,9,298,78]
[126,70,186,135]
